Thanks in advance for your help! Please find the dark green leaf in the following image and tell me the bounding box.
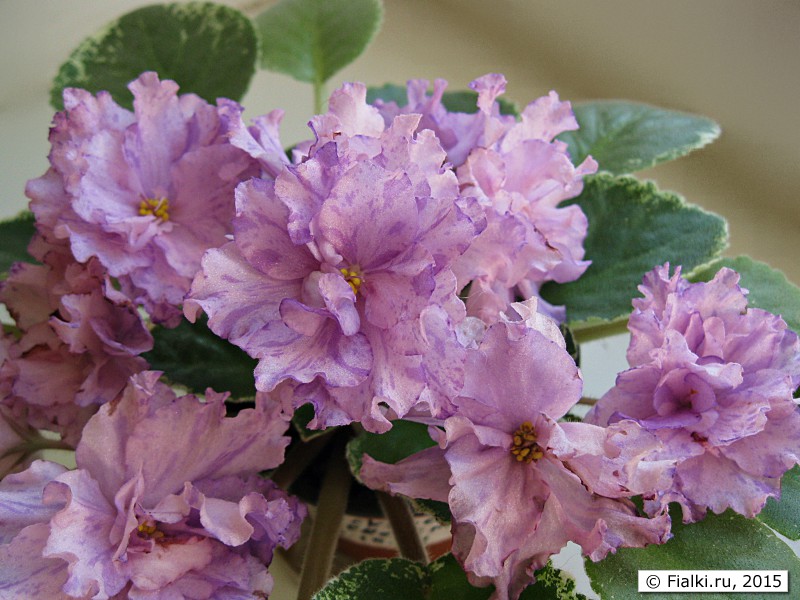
[689,256,800,335]
[0,212,36,276]
[347,419,436,482]
[759,466,800,540]
[366,83,408,106]
[366,85,519,116]
[312,558,429,600]
[291,403,334,441]
[540,174,728,327]
[441,91,518,116]
[143,315,257,398]
[428,554,491,600]
[410,498,451,525]
[51,2,258,110]
[586,506,800,600]
[255,0,383,85]
[558,101,720,174]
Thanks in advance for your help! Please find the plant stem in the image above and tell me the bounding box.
[578,396,598,406]
[271,430,335,490]
[313,78,325,114]
[2,437,73,458]
[571,318,630,344]
[296,434,352,600]
[376,492,429,564]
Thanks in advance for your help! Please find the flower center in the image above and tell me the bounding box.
[340,267,364,296]
[137,520,165,540]
[510,421,544,463]
[139,197,170,221]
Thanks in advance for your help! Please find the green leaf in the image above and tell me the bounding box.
[312,558,429,600]
[440,91,519,117]
[255,0,383,85]
[759,466,800,540]
[143,315,257,398]
[366,83,408,106]
[519,562,588,600]
[540,174,728,327]
[586,506,800,600]
[410,498,452,525]
[291,403,334,441]
[428,554,491,600]
[346,419,436,482]
[689,256,800,335]
[0,212,36,277]
[51,2,258,110]
[558,101,720,174]
[313,554,584,600]
[365,85,519,116]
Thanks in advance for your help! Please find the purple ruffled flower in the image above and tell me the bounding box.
[187,83,482,432]
[587,265,800,521]
[376,75,596,323]
[0,371,305,599]
[28,72,257,325]
[361,309,671,600]
[0,460,71,599]
[1,239,152,445]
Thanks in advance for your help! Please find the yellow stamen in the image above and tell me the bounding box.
[138,197,170,221]
[137,522,165,539]
[339,267,364,296]
[510,421,544,463]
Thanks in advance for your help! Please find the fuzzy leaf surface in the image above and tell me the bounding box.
[559,101,720,174]
[51,2,257,110]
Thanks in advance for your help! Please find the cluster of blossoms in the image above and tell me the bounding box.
[586,265,800,521]
[1,69,799,600]
[0,372,305,598]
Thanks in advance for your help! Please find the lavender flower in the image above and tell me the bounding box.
[1,241,151,445]
[376,75,596,323]
[0,372,306,599]
[361,310,671,600]
[187,83,482,432]
[0,460,71,599]
[587,265,800,521]
[28,72,257,325]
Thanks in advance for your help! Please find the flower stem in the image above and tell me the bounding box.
[2,437,73,458]
[571,317,629,344]
[376,492,429,564]
[296,434,352,600]
[271,430,335,490]
[313,79,326,115]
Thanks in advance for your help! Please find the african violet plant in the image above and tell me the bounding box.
[2,1,800,599]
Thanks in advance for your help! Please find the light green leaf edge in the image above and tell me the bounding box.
[51,2,258,110]
[558,100,720,175]
[540,173,729,330]
[312,558,429,600]
[314,554,585,600]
